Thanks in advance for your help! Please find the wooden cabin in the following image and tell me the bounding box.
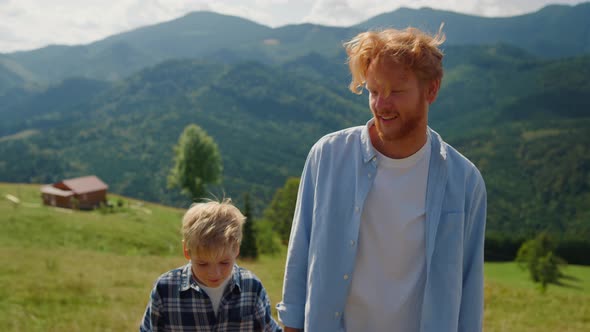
[41,175,108,210]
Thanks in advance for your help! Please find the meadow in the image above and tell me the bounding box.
[1,183,588,331]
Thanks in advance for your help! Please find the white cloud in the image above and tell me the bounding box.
[304,0,398,26]
[0,0,587,53]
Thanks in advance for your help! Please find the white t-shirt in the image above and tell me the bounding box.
[344,132,431,332]
[198,276,231,317]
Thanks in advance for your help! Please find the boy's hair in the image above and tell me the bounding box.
[344,25,445,94]
[182,198,245,259]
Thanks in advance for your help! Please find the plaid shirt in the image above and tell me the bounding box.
[140,263,282,332]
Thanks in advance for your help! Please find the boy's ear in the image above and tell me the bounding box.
[182,240,191,260]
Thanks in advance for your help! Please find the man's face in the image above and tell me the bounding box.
[365,59,432,144]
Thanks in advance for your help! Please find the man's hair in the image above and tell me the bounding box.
[344,25,445,94]
[182,198,245,259]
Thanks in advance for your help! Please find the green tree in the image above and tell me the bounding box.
[167,124,222,201]
[254,219,284,255]
[516,232,566,293]
[262,177,300,245]
[240,192,259,259]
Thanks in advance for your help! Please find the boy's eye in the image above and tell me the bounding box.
[220,262,230,265]
[197,263,208,267]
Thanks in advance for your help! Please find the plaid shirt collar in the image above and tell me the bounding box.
[179,263,242,295]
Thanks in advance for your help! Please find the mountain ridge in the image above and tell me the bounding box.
[1,2,588,89]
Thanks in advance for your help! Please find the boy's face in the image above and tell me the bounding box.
[183,242,238,288]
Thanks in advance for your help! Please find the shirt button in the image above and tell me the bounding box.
[368,173,372,178]
[343,274,349,280]
[355,206,359,213]
[335,312,341,317]
[350,240,355,246]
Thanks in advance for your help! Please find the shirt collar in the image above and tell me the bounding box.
[360,118,447,163]
[360,118,377,164]
[179,263,242,294]
[428,127,447,160]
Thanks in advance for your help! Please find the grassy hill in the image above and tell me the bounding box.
[1,183,588,331]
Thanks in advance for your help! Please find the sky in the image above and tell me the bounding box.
[0,0,587,53]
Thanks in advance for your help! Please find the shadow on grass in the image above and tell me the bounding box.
[555,273,583,290]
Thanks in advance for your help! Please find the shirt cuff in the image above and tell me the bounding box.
[276,301,305,329]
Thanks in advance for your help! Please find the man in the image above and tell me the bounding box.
[277,26,487,332]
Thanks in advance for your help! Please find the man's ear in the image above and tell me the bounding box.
[182,240,191,260]
[425,78,441,104]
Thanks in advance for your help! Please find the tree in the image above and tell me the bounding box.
[262,177,300,245]
[515,232,566,293]
[168,124,222,201]
[240,192,259,259]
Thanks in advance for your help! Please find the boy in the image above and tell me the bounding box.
[140,199,282,332]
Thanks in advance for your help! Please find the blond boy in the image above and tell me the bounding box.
[141,199,282,332]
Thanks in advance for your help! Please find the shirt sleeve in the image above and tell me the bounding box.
[459,174,487,332]
[276,146,317,329]
[140,285,163,332]
[255,286,283,332]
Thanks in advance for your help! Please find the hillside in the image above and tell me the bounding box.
[0,58,368,212]
[0,182,286,331]
[0,183,588,331]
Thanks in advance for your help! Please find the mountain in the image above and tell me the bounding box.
[0,58,367,212]
[1,3,589,240]
[0,55,42,104]
[1,12,272,85]
[1,45,589,240]
[356,3,590,58]
[1,3,589,87]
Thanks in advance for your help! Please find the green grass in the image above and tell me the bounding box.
[1,183,589,331]
[486,261,590,293]
[485,262,590,332]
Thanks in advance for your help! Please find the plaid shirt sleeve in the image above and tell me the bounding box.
[254,286,283,332]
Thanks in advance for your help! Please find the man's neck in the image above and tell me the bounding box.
[369,124,428,159]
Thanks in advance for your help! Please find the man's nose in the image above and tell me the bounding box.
[375,94,393,110]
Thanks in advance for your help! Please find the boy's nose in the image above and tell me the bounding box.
[209,266,221,277]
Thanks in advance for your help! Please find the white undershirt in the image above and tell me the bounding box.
[344,132,431,332]
[197,276,231,317]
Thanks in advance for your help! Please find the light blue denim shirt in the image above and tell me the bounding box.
[277,122,487,332]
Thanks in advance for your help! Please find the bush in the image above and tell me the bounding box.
[254,219,284,256]
[515,232,566,293]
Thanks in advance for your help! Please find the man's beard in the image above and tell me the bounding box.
[375,100,427,142]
